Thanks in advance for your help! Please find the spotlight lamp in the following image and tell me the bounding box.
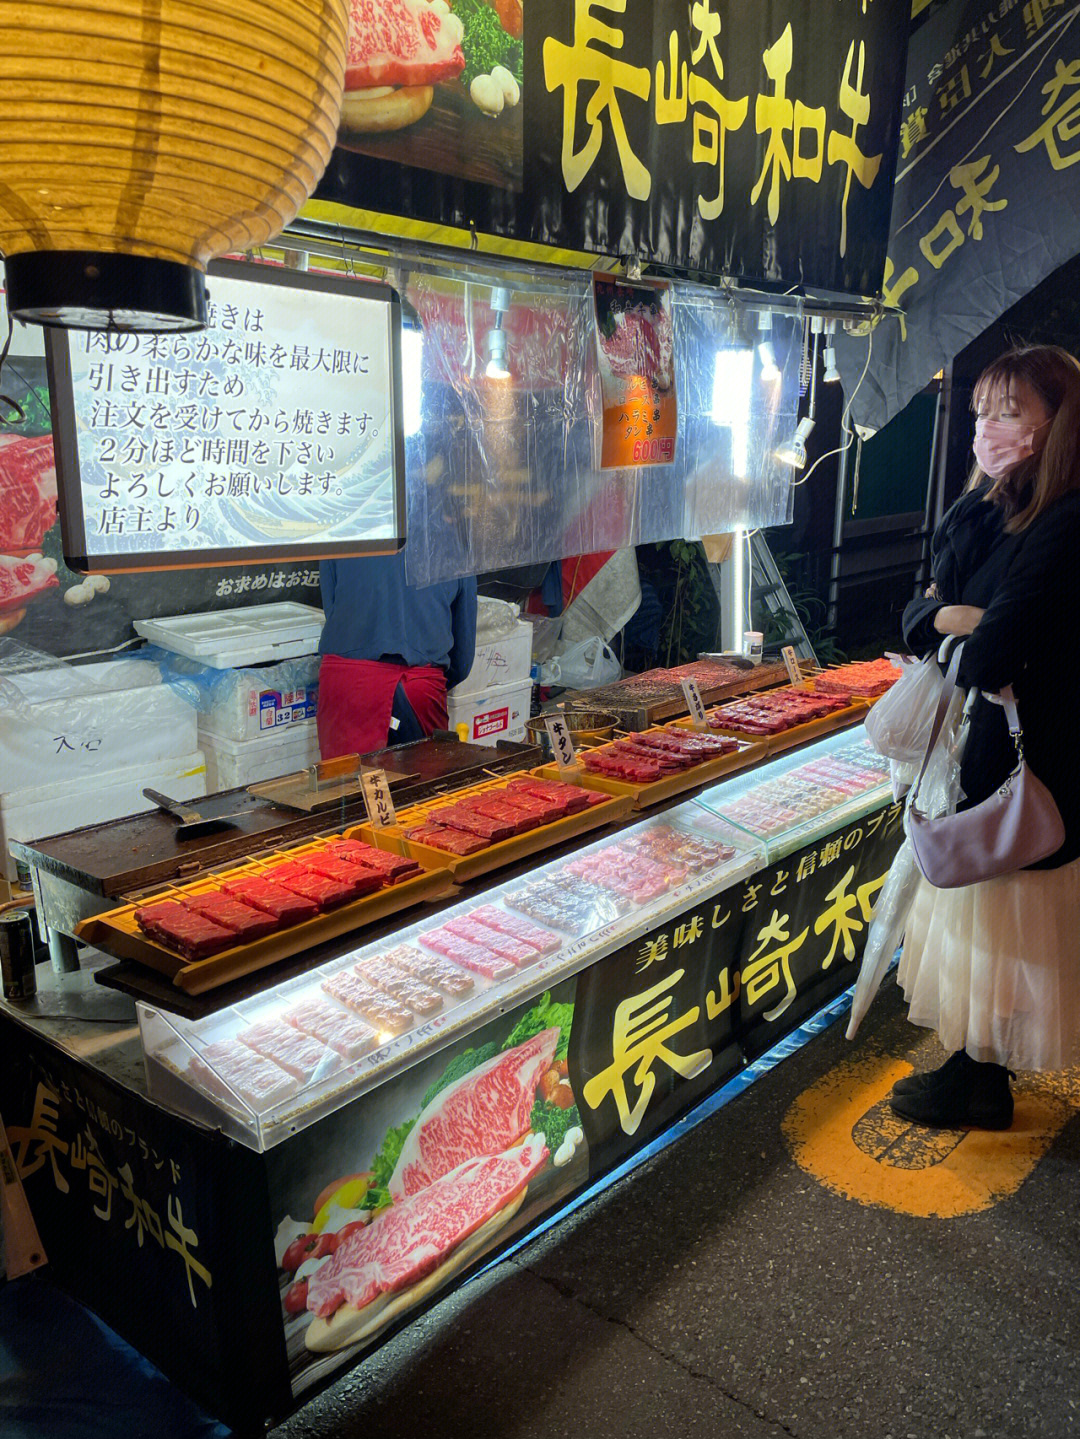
[776,416,816,469]
[822,320,841,383]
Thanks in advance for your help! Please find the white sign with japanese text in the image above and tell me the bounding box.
[680,678,708,732]
[46,260,405,571]
[544,715,578,773]
[781,646,803,687]
[360,768,398,831]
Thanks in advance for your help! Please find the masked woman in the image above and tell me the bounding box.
[893,344,1080,1130]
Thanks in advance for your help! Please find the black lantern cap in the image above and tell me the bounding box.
[5,251,208,332]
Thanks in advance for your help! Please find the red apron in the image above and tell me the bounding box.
[317,656,448,760]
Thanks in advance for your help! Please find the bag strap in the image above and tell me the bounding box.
[907,638,965,813]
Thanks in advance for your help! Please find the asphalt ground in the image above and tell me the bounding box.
[275,978,1080,1439]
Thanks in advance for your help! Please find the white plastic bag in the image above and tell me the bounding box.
[864,650,946,763]
[552,636,622,690]
[846,678,969,1038]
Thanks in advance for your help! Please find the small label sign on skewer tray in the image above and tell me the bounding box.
[681,678,708,732]
[360,767,397,831]
[544,715,578,774]
[781,645,803,687]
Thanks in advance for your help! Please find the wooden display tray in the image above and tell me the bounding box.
[673,696,870,756]
[345,772,631,881]
[76,840,456,996]
[533,737,768,810]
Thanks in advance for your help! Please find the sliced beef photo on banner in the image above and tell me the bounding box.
[837,0,1080,433]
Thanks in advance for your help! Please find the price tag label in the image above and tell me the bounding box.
[544,715,578,773]
[781,645,803,687]
[680,678,708,732]
[360,767,397,830]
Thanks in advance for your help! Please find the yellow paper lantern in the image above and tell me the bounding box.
[0,0,348,330]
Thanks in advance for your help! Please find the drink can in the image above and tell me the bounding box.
[742,631,764,664]
[0,910,37,1001]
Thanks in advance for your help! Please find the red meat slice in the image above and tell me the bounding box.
[293,853,383,898]
[262,862,355,910]
[426,804,516,842]
[405,823,488,856]
[284,998,376,1061]
[180,891,277,942]
[325,840,420,882]
[239,1020,339,1083]
[419,928,516,979]
[506,776,589,813]
[189,1040,297,1109]
[467,905,562,955]
[442,915,538,966]
[0,554,59,614]
[134,900,234,959]
[220,875,319,924]
[455,794,533,835]
[495,789,563,824]
[306,1135,549,1321]
[345,0,465,90]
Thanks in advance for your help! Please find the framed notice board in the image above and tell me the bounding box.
[45,260,406,573]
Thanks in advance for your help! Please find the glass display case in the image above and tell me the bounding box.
[691,730,891,861]
[138,807,764,1149]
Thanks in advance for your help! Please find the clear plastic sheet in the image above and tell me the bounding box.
[400,260,800,586]
[128,645,321,742]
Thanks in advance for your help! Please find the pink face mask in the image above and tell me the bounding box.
[973,415,1050,477]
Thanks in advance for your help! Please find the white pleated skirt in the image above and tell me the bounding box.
[898,856,1080,1070]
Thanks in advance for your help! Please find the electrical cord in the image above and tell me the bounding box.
[789,327,874,488]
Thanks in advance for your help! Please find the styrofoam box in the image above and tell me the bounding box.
[447,678,532,747]
[0,658,198,787]
[450,619,533,700]
[188,653,321,741]
[200,720,321,791]
[134,602,324,669]
[1,751,206,880]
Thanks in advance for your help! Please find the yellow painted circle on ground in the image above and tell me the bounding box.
[782,1055,1080,1218]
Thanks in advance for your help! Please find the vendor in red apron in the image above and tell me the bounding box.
[316,553,478,760]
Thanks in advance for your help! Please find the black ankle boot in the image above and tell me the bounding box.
[889,1053,1014,1130]
[892,1049,974,1098]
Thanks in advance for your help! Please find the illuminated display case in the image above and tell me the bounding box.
[138,806,764,1150]
[690,731,891,860]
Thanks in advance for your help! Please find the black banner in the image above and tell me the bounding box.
[315,0,909,297]
[0,1024,290,1432]
[571,800,905,1167]
[838,0,1080,432]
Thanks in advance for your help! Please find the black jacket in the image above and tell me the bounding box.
[902,484,1080,869]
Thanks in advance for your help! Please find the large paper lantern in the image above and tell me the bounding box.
[0,0,348,331]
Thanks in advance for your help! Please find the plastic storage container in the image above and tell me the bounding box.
[199,721,321,791]
[447,678,532,745]
[133,602,324,668]
[166,654,321,741]
[0,657,198,787]
[450,619,533,699]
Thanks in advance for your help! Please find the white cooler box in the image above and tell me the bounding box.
[0,657,198,786]
[447,678,532,747]
[2,751,206,880]
[451,619,533,700]
[199,720,321,791]
[167,653,320,741]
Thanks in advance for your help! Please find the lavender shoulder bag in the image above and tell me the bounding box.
[907,642,1065,888]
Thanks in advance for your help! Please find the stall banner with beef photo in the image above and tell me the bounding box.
[317,0,910,297]
[593,275,677,469]
[265,982,585,1395]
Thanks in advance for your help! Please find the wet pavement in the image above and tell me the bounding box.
[274,979,1080,1439]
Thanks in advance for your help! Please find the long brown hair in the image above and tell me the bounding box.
[968,344,1080,531]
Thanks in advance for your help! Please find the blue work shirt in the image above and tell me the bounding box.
[318,554,478,689]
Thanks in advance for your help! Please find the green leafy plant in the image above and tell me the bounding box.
[656,540,719,667]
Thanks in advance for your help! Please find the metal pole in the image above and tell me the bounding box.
[826,435,849,633]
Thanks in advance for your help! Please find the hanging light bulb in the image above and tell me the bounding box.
[822,319,841,383]
[776,417,816,469]
[756,311,780,382]
[0,0,349,331]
